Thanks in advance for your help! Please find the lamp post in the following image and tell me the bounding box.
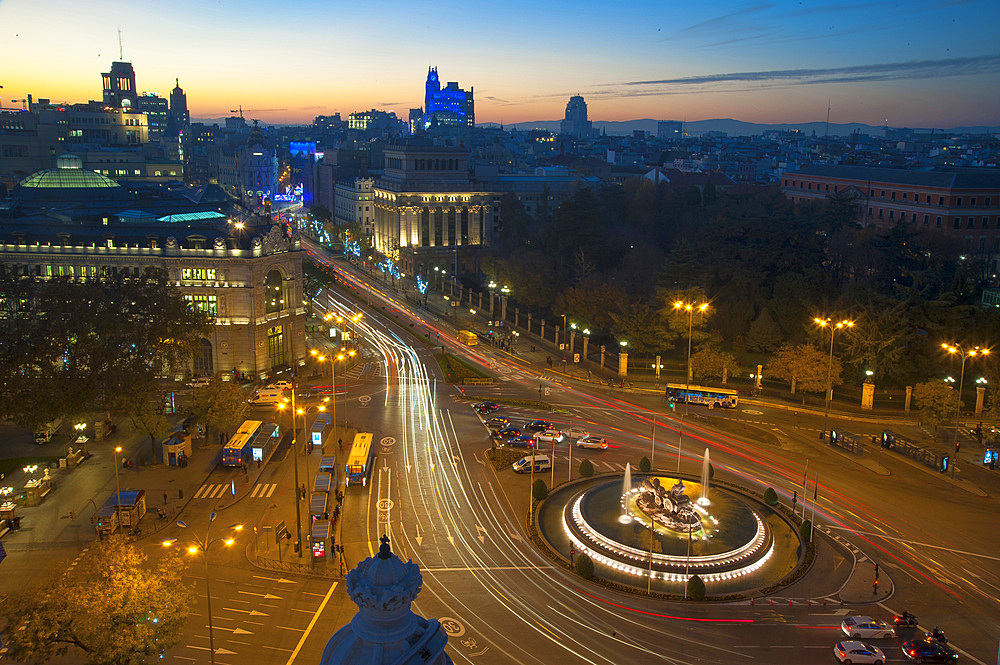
[942,343,990,477]
[113,445,123,523]
[165,515,243,665]
[814,318,855,440]
[276,400,303,558]
[561,314,567,348]
[673,301,708,474]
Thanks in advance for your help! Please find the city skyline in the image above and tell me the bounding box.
[1,0,999,128]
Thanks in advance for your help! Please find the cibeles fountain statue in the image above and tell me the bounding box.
[635,477,703,533]
[319,536,453,665]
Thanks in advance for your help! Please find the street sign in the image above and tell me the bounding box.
[275,520,288,544]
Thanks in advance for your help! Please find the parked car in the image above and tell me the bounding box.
[841,616,896,640]
[576,435,609,450]
[474,402,500,414]
[901,639,959,663]
[484,417,510,430]
[508,434,537,448]
[523,419,553,433]
[268,380,293,391]
[834,641,886,665]
[493,427,522,441]
[187,376,212,389]
[535,429,564,443]
[512,454,551,474]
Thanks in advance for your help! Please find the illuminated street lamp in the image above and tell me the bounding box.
[113,446,123,523]
[673,301,708,473]
[275,400,302,558]
[165,515,243,665]
[814,317,855,440]
[942,343,990,476]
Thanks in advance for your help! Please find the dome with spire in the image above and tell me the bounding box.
[319,536,453,665]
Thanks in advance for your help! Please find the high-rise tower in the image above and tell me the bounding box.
[559,95,592,139]
[423,67,474,129]
[168,78,190,136]
[102,61,138,109]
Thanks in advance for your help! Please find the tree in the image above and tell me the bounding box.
[574,553,595,580]
[912,381,959,431]
[532,478,548,502]
[122,378,173,462]
[763,487,778,506]
[638,455,651,472]
[691,348,740,384]
[799,519,813,544]
[744,308,785,353]
[579,459,594,477]
[686,574,706,600]
[767,344,841,396]
[0,535,194,664]
[189,376,250,446]
[838,297,908,380]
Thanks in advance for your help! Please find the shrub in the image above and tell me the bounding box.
[639,455,651,472]
[532,478,548,502]
[799,519,812,543]
[709,463,715,479]
[763,487,778,506]
[686,574,706,600]
[575,553,594,579]
[579,459,594,477]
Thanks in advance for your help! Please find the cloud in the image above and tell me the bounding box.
[483,95,511,104]
[677,2,775,34]
[623,55,1000,89]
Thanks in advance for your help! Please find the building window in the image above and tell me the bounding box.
[181,268,216,281]
[902,192,907,201]
[184,294,218,316]
[986,197,992,206]
[878,209,884,219]
[923,215,929,226]
[264,269,283,314]
[957,197,963,206]
[968,217,975,229]
[194,338,213,374]
[936,216,942,227]
[889,210,895,220]
[971,197,977,206]
[954,218,961,229]
[106,238,114,248]
[939,196,945,205]
[891,191,896,200]
[267,326,284,367]
[880,190,886,197]
[983,217,990,229]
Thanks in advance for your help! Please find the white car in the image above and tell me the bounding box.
[834,641,885,665]
[841,616,896,640]
[268,380,293,391]
[187,376,212,389]
[535,429,564,443]
[576,435,608,450]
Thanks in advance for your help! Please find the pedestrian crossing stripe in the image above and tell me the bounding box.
[250,483,278,498]
[193,483,277,499]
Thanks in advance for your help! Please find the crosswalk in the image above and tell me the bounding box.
[343,362,382,379]
[193,482,278,499]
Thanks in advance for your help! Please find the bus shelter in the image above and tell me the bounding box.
[312,472,332,494]
[310,414,330,453]
[310,492,328,519]
[311,519,331,559]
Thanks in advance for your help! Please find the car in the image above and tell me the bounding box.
[474,402,500,414]
[523,419,553,433]
[512,454,551,473]
[901,639,959,663]
[268,380,293,391]
[576,435,609,450]
[493,427,522,441]
[187,376,212,389]
[841,616,896,640]
[534,429,564,443]
[834,641,886,665]
[508,434,537,448]
[484,416,510,430]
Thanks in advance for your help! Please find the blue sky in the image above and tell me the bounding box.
[1,0,997,126]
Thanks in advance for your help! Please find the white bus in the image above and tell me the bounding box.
[664,383,739,409]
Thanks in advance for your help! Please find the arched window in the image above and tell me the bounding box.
[267,326,284,367]
[193,338,213,374]
[264,269,283,314]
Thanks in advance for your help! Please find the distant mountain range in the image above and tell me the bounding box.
[492,118,996,137]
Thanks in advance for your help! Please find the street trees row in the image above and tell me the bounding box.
[0,272,211,431]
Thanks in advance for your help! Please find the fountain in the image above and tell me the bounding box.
[619,463,632,523]
[699,448,711,506]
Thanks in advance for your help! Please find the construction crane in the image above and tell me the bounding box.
[230,105,286,119]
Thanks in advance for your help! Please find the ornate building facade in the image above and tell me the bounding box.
[371,144,493,277]
[423,67,474,129]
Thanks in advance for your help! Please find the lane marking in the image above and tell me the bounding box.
[283,581,338,665]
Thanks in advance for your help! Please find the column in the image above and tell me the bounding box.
[618,351,628,377]
[540,320,545,340]
[600,345,606,369]
[583,335,589,361]
[515,307,519,328]
[976,386,986,415]
[861,382,875,410]
[570,330,576,358]
[554,325,560,345]
[527,313,532,335]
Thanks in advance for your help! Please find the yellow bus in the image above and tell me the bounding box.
[222,420,263,467]
[457,330,478,346]
[345,432,375,486]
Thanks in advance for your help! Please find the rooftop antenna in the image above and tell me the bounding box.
[824,99,831,139]
[230,105,244,120]
[118,28,123,60]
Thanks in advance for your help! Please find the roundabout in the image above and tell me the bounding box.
[536,461,805,597]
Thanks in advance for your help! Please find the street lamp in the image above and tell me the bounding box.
[814,317,855,439]
[673,301,708,473]
[942,343,990,476]
[165,515,243,665]
[275,400,303,558]
[113,445,123,523]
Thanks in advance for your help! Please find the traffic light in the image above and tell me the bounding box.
[955,441,961,453]
[874,563,879,580]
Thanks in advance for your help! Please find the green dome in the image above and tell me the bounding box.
[15,154,130,204]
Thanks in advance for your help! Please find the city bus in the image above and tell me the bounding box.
[345,432,375,486]
[250,422,281,465]
[221,420,263,466]
[457,330,478,346]
[664,384,739,409]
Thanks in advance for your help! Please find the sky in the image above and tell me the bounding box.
[1,0,998,128]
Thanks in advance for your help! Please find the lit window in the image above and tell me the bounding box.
[184,294,217,316]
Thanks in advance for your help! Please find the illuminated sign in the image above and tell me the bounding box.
[272,184,303,203]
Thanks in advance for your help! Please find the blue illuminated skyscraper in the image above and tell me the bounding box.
[423,67,474,129]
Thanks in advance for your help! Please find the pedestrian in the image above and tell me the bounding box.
[219,432,224,445]
[339,437,344,452]
[163,492,168,506]
[539,384,543,398]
